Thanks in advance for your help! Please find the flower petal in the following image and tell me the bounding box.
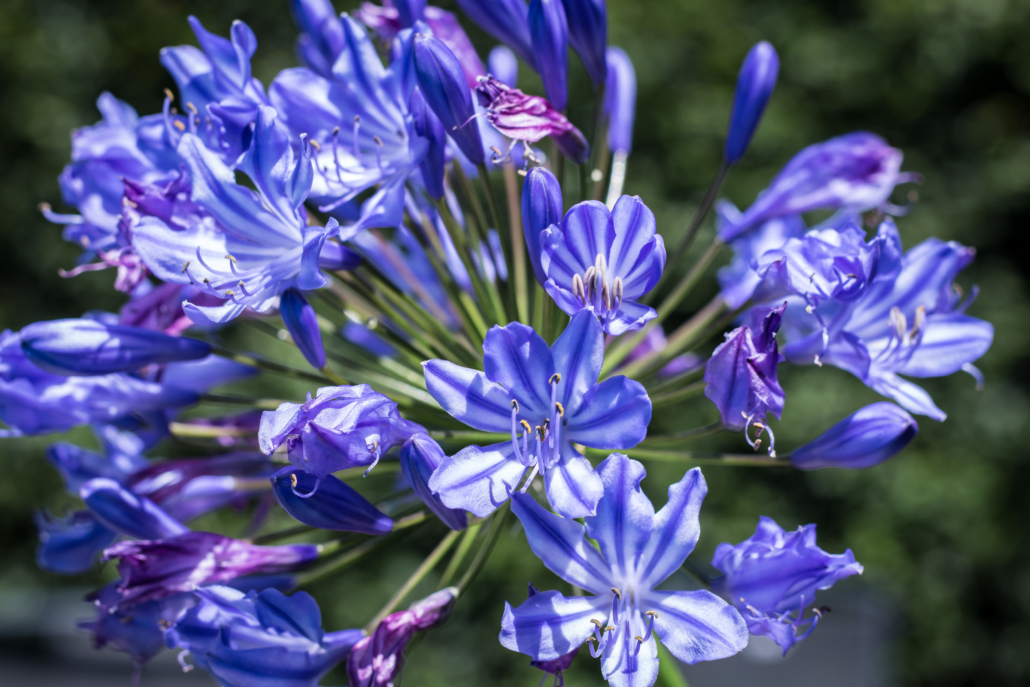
[550,310,604,411]
[639,468,707,588]
[543,446,604,519]
[423,360,512,432]
[868,371,946,421]
[560,201,615,268]
[510,492,612,594]
[428,442,525,518]
[566,376,651,449]
[482,322,554,417]
[646,590,748,664]
[604,300,658,337]
[600,611,659,687]
[584,453,653,582]
[899,313,993,378]
[499,591,608,661]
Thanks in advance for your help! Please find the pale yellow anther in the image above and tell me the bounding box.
[549,373,561,385]
[224,290,235,297]
[555,402,565,417]
[290,473,298,488]
[310,139,321,150]
[634,636,644,644]
[611,587,622,599]
[173,120,186,131]
[645,611,658,618]
[520,419,532,433]
[511,399,519,412]
[590,619,603,627]
[164,88,175,102]
[181,261,190,274]
[225,254,237,264]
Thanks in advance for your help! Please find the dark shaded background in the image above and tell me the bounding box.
[0,0,1028,685]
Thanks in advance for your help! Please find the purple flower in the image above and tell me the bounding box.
[409,86,448,200]
[400,433,468,530]
[540,196,666,335]
[522,166,564,285]
[454,0,536,69]
[19,318,210,376]
[489,45,520,87]
[424,311,651,519]
[0,329,199,437]
[717,132,913,242]
[132,107,347,325]
[717,214,807,309]
[258,385,426,485]
[560,0,607,84]
[280,288,327,370]
[712,516,864,654]
[529,0,570,112]
[289,0,346,79]
[781,223,994,421]
[791,402,918,470]
[414,33,486,166]
[347,587,458,687]
[270,466,394,535]
[35,510,117,575]
[167,585,363,686]
[724,41,779,164]
[80,477,189,541]
[500,454,748,687]
[525,583,579,684]
[475,76,590,164]
[703,304,786,452]
[604,47,637,155]
[102,531,318,608]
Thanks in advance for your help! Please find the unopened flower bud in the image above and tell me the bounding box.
[791,402,918,470]
[489,45,519,87]
[270,467,394,535]
[413,33,485,166]
[604,47,636,155]
[279,288,326,370]
[409,86,448,200]
[400,434,468,530]
[560,0,607,84]
[724,41,779,164]
[529,0,569,112]
[521,167,564,285]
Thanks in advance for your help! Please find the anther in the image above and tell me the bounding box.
[645,611,658,618]
[181,261,190,274]
[333,126,340,135]
[225,254,236,263]
[536,425,545,440]
[590,619,603,627]
[555,402,564,417]
[613,276,623,302]
[634,636,644,644]
[511,399,519,412]
[572,273,585,300]
[611,587,622,599]
[290,473,298,488]
[163,88,174,102]
[520,419,532,433]
[185,102,197,115]
[549,373,561,385]
[173,120,185,131]
[603,626,615,633]
[224,290,235,297]
[310,139,320,150]
[373,136,383,147]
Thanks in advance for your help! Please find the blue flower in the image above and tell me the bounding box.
[424,311,651,519]
[529,0,570,112]
[19,318,211,376]
[791,402,918,470]
[400,433,469,530]
[80,477,189,541]
[271,14,428,227]
[522,167,564,286]
[703,304,786,452]
[289,0,346,79]
[167,585,363,686]
[717,214,807,309]
[279,288,327,370]
[560,0,607,85]
[414,32,485,166]
[270,466,394,535]
[781,223,994,420]
[717,132,915,242]
[604,47,637,156]
[258,385,426,485]
[454,0,536,69]
[712,516,863,654]
[540,197,666,336]
[35,510,117,575]
[724,41,779,164]
[500,454,748,687]
[132,106,346,325]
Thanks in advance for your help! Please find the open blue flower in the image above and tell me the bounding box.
[425,311,651,519]
[541,197,666,336]
[712,516,863,654]
[501,454,748,687]
[781,223,994,420]
[167,584,363,686]
[133,106,348,325]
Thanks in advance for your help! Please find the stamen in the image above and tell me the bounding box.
[290,476,322,499]
[634,636,643,643]
[555,402,564,417]
[363,440,380,477]
[520,420,532,433]
[511,399,519,412]
[181,261,190,274]
[164,88,175,102]
[290,473,298,488]
[549,373,561,385]
[352,116,361,158]
[611,587,622,599]
[309,139,320,151]
[590,619,603,627]
[645,611,658,618]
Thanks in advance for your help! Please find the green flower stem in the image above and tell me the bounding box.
[503,164,530,323]
[640,422,724,447]
[167,421,255,439]
[200,393,286,410]
[621,295,727,380]
[457,501,511,594]
[454,163,510,323]
[662,161,730,279]
[364,529,463,634]
[585,446,789,466]
[250,524,315,545]
[586,82,608,202]
[657,642,691,687]
[438,520,483,590]
[210,345,330,385]
[319,365,349,385]
[428,430,508,444]
[648,380,708,409]
[436,196,505,326]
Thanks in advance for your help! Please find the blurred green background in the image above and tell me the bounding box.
[0,0,1027,686]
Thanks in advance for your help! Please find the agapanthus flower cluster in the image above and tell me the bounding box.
[9,1,993,686]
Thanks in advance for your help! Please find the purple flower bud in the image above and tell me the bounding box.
[318,241,363,271]
[347,587,459,687]
[35,510,116,575]
[394,0,427,27]
[791,402,918,470]
[560,0,607,84]
[410,86,448,200]
[413,33,485,166]
[712,516,863,654]
[400,434,468,530]
[521,166,564,285]
[19,319,211,376]
[725,41,779,164]
[455,0,536,69]
[475,76,589,163]
[280,288,326,370]
[102,531,318,608]
[489,45,519,87]
[270,466,394,535]
[529,0,569,112]
[80,477,189,540]
[704,304,786,450]
[604,46,637,154]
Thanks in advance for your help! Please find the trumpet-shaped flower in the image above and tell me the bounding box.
[133,106,348,325]
[167,585,363,686]
[424,311,651,519]
[258,385,425,487]
[501,454,747,687]
[270,466,394,535]
[540,197,665,335]
[791,402,918,470]
[781,224,993,420]
[712,516,863,654]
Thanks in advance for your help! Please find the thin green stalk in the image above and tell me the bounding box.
[622,296,727,380]
[251,524,315,545]
[365,529,462,633]
[457,502,511,594]
[663,161,730,276]
[168,422,255,439]
[438,520,483,590]
[551,138,565,197]
[585,446,790,466]
[200,393,285,410]
[295,538,381,588]
[504,164,529,323]
[436,197,503,326]
[320,365,349,385]
[648,380,708,409]
[532,285,546,333]
[429,430,508,445]
[657,643,691,687]
[586,82,608,201]
[681,558,712,586]
[640,422,724,446]
[211,345,329,385]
